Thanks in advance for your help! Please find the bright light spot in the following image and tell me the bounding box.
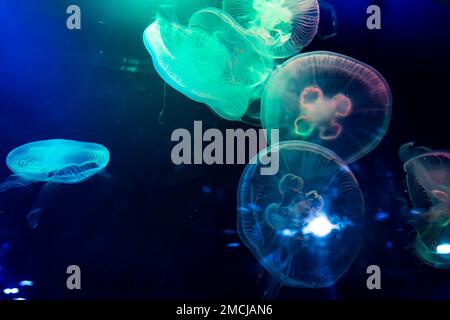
[19,280,33,287]
[226,242,241,248]
[281,229,297,237]
[410,208,422,215]
[3,288,19,295]
[436,243,450,254]
[13,298,26,301]
[303,215,338,238]
[374,211,389,221]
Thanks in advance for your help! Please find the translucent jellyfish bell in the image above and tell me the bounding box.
[189,7,274,65]
[143,9,274,121]
[158,0,222,23]
[400,143,450,209]
[400,143,450,268]
[237,141,364,288]
[223,0,320,58]
[261,51,392,163]
[0,139,110,228]
[2,139,110,188]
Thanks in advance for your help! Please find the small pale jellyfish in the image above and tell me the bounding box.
[261,51,392,163]
[0,139,110,228]
[143,8,274,121]
[223,0,320,58]
[400,142,450,268]
[238,141,364,288]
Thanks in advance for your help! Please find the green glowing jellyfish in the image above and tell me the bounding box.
[400,143,450,269]
[143,8,274,121]
[157,0,222,23]
[188,7,274,61]
[261,51,392,163]
[223,0,320,58]
[238,141,364,288]
[0,139,110,228]
[1,139,110,187]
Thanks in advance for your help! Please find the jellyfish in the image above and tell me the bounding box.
[400,143,450,268]
[261,51,392,163]
[316,1,338,41]
[223,0,320,58]
[0,139,110,228]
[155,0,222,23]
[237,141,364,288]
[143,8,274,121]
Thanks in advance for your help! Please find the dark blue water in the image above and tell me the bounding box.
[1,0,450,300]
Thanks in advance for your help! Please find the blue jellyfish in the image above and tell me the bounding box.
[400,142,450,268]
[0,139,110,228]
[237,141,364,288]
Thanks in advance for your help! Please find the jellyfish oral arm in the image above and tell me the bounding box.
[297,87,352,141]
[0,174,34,192]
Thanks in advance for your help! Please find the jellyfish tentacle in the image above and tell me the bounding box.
[26,182,59,229]
[27,208,43,230]
[0,174,34,192]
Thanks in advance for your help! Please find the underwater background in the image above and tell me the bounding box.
[1,0,450,300]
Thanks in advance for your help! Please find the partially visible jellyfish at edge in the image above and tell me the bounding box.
[400,142,450,269]
[0,139,110,229]
[223,0,320,58]
[261,51,392,163]
[237,141,364,288]
[143,7,274,121]
[316,0,338,40]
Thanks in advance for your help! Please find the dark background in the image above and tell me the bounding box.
[0,0,449,300]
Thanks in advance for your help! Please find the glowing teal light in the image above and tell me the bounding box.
[0,139,110,191]
[302,214,338,237]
